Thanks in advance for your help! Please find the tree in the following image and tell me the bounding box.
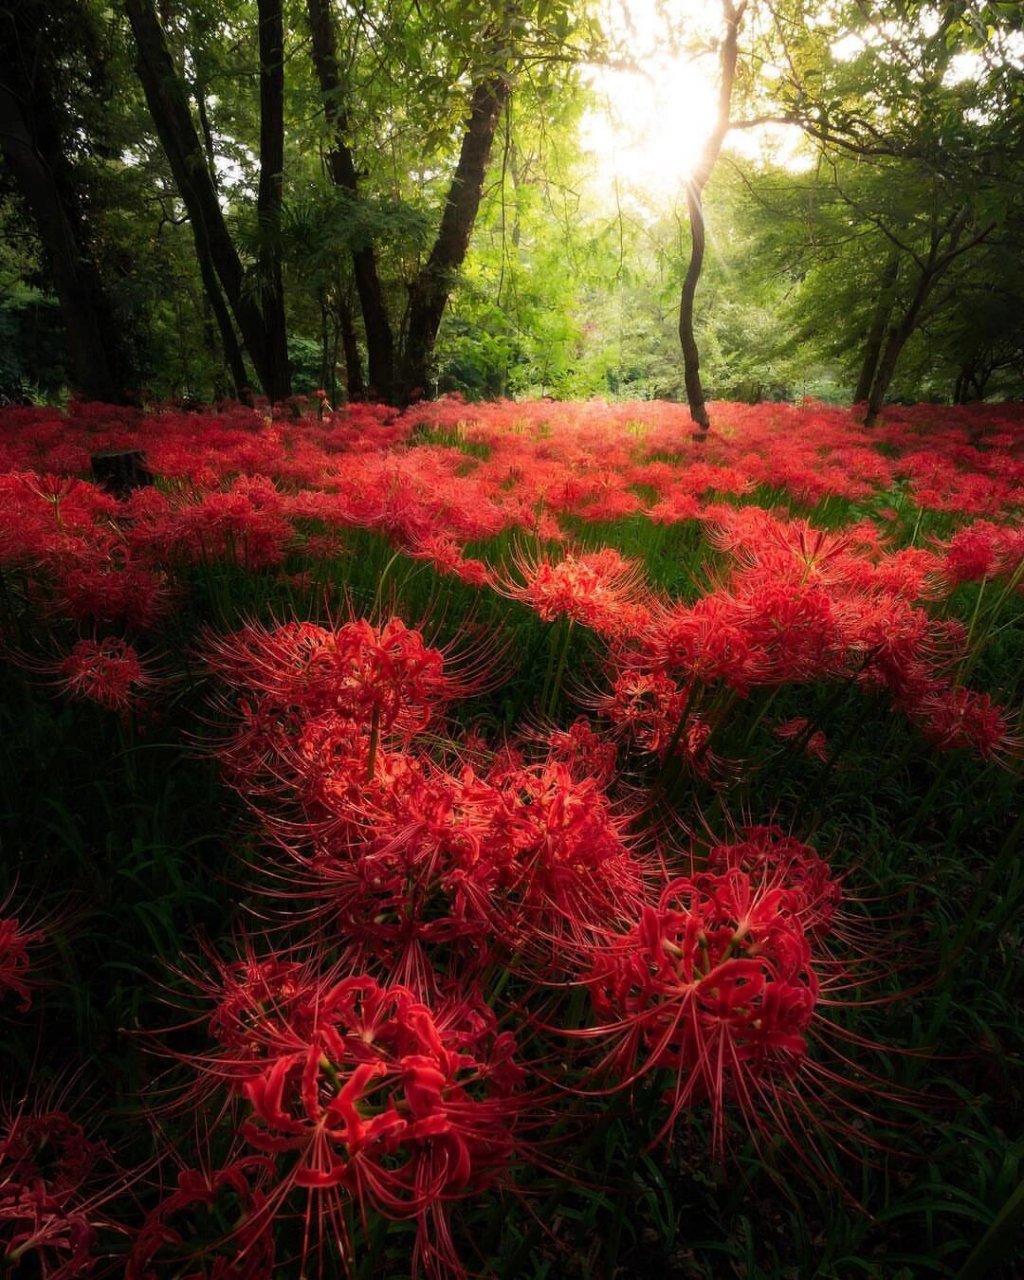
[125,0,292,400]
[0,0,136,402]
[763,0,1022,422]
[678,0,748,436]
[305,0,395,400]
[304,0,589,404]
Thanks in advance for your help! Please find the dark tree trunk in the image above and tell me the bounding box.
[0,81,132,402]
[195,85,217,176]
[306,0,394,400]
[336,293,365,402]
[125,0,287,400]
[864,285,930,427]
[679,184,710,431]
[678,0,746,437]
[400,76,510,402]
[195,249,249,396]
[854,253,900,404]
[864,209,990,427]
[256,0,291,401]
[91,449,153,497]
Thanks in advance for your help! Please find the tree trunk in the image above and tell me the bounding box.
[256,0,291,401]
[336,292,365,402]
[195,249,249,397]
[679,184,710,431]
[306,0,394,400]
[854,253,900,404]
[678,0,747,436]
[125,0,286,400]
[400,76,510,402]
[0,81,132,402]
[863,206,992,426]
[864,270,935,426]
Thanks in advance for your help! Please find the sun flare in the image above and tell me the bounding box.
[579,0,809,205]
[579,0,721,200]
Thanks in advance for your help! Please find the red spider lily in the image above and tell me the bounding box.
[52,554,173,632]
[169,967,527,1279]
[0,913,44,1010]
[593,669,690,757]
[582,864,828,1152]
[242,759,502,996]
[202,615,490,795]
[536,717,619,783]
[849,598,960,705]
[0,1106,117,1279]
[705,826,844,938]
[255,748,643,990]
[645,492,702,525]
[774,717,830,762]
[733,582,847,684]
[295,617,446,733]
[479,760,647,959]
[706,512,863,594]
[938,519,1024,585]
[130,477,295,572]
[908,684,1022,762]
[205,616,476,738]
[499,546,651,636]
[404,535,494,588]
[54,637,156,714]
[644,594,764,691]
[583,666,726,782]
[127,1158,276,1280]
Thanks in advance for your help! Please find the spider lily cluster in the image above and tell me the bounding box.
[0,395,1020,1276]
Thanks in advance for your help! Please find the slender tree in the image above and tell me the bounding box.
[125,0,291,400]
[853,253,900,404]
[305,1,543,404]
[765,0,1018,420]
[306,0,395,401]
[863,206,993,425]
[255,0,290,401]
[0,2,135,402]
[678,0,747,436]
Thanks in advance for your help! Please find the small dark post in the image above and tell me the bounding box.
[91,449,153,499]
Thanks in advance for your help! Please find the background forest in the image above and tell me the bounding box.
[2,0,1023,415]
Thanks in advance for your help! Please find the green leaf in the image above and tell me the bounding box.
[956,1178,1024,1280]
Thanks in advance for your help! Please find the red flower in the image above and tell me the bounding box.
[584,863,829,1150]
[909,684,1020,762]
[500,546,650,636]
[127,1159,276,1280]
[55,637,155,714]
[0,1106,116,1279]
[172,964,527,1279]
[774,717,829,763]
[0,913,44,1010]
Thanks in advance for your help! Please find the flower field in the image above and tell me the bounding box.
[0,395,1022,1278]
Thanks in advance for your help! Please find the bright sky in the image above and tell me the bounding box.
[578,0,808,206]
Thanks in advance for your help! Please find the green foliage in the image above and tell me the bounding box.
[1,0,1022,401]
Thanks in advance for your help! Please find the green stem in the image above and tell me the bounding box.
[372,548,405,616]
[546,617,575,720]
[959,561,1024,687]
[366,705,380,782]
[739,685,780,750]
[944,808,1024,973]
[906,753,958,835]
[644,679,705,811]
